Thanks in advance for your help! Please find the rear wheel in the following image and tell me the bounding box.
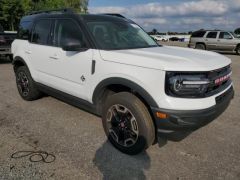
[15,66,42,101]
[195,43,206,50]
[102,92,155,155]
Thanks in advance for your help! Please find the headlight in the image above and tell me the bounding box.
[165,72,209,98]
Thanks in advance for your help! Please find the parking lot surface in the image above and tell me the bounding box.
[0,45,240,179]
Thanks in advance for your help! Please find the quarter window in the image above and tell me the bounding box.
[191,31,206,38]
[18,21,32,40]
[206,32,217,39]
[32,19,52,45]
[52,19,86,48]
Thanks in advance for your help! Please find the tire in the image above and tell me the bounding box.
[15,66,42,101]
[195,43,206,50]
[236,46,240,55]
[102,92,155,155]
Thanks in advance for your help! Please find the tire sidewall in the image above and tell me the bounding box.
[102,93,154,155]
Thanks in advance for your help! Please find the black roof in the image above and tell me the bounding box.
[21,8,131,23]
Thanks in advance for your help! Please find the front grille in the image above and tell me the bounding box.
[206,65,232,96]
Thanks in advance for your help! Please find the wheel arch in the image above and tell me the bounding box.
[235,43,240,49]
[12,56,28,72]
[92,77,158,114]
[196,42,206,48]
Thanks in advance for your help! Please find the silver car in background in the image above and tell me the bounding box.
[188,30,240,55]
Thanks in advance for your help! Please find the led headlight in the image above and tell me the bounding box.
[165,72,210,98]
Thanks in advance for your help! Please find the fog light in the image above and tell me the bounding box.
[156,112,168,119]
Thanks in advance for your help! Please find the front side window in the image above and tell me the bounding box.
[32,19,52,44]
[219,32,232,39]
[86,21,158,50]
[52,19,86,48]
[206,32,217,39]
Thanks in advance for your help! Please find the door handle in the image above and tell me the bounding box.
[205,39,208,41]
[49,54,59,60]
[25,50,32,54]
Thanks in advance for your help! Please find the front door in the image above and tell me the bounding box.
[217,32,235,51]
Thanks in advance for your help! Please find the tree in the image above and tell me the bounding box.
[0,0,31,30]
[0,0,89,31]
[31,0,88,12]
[152,28,158,35]
[235,28,240,35]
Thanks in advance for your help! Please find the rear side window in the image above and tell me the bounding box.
[219,32,232,39]
[206,32,217,39]
[191,31,206,38]
[52,19,86,48]
[32,19,52,45]
[18,21,32,40]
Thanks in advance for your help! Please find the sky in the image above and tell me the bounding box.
[88,0,240,32]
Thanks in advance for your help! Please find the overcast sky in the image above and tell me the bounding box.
[89,0,240,32]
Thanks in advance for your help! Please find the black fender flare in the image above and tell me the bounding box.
[92,77,158,108]
[12,56,30,72]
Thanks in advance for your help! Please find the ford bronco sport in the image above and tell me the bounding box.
[11,9,234,155]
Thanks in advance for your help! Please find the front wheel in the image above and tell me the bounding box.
[102,92,155,155]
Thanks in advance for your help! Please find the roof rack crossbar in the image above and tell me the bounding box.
[28,8,74,15]
[100,13,126,18]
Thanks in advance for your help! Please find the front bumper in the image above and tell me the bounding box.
[151,86,234,132]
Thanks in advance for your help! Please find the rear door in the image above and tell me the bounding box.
[217,32,235,51]
[204,31,219,50]
[36,18,93,100]
[29,19,53,82]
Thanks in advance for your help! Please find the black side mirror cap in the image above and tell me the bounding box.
[62,45,88,52]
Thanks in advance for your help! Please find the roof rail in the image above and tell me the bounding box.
[28,8,74,15]
[101,13,126,18]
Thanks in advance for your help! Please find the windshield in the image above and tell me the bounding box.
[86,21,158,50]
[230,32,239,38]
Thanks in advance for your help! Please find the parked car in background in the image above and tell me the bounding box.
[189,30,240,55]
[169,37,180,41]
[0,24,17,61]
[151,35,168,42]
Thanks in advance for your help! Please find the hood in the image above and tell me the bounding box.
[99,46,231,71]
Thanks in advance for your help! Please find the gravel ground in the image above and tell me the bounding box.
[0,45,240,180]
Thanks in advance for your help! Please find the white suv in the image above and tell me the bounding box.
[12,9,234,155]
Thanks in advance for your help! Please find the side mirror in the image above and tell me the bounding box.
[62,40,88,51]
[62,44,87,51]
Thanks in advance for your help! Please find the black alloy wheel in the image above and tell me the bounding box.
[106,104,139,147]
[17,71,30,97]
